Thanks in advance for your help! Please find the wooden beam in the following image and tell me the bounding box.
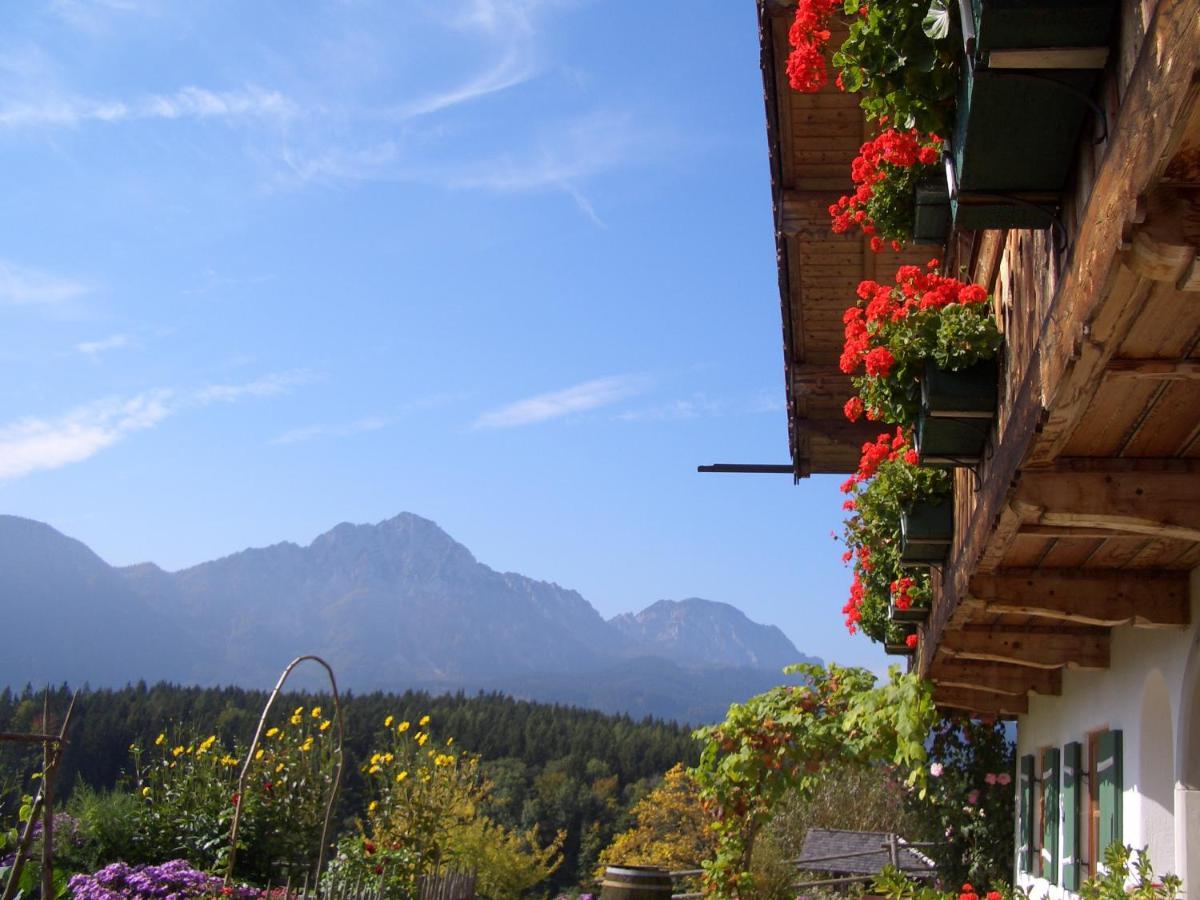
[780,189,848,237]
[941,627,1110,670]
[791,365,854,398]
[967,569,1191,628]
[1014,463,1200,543]
[797,418,883,447]
[1105,358,1200,380]
[934,686,1028,717]
[929,660,1062,697]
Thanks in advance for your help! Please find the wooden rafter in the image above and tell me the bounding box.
[929,659,1063,697]
[941,627,1110,670]
[933,686,1028,717]
[1013,461,1200,543]
[966,569,1191,628]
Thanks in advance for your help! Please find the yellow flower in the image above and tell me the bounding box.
[419,715,430,727]
[300,738,314,753]
[221,755,239,767]
[255,750,264,761]
[369,765,382,774]
[368,801,378,813]
[155,733,166,746]
[293,706,304,717]
[435,754,453,767]
[172,746,185,758]
[289,714,302,726]
[199,735,217,754]
[397,721,410,733]
[320,720,331,731]
[384,715,394,728]
[266,727,279,738]
[186,745,194,754]
[382,753,394,764]
[427,750,434,758]
[141,786,151,797]
[370,753,382,766]
[396,771,408,783]
[275,762,285,773]
[311,706,322,718]
[416,732,428,746]
[446,737,453,746]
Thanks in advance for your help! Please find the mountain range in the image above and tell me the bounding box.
[0,513,817,723]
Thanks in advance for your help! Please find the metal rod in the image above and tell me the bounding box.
[697,464,795,474]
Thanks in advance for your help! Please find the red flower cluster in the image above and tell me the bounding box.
[904,633,918,648]
[828,129,942,248]
[839,260,987,379]
[786,0,838,92]
[891,576,916,609]
[839,426,909,493]
[842,574,865,634]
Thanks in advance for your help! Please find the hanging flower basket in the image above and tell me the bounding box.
[900,496,954,564]
[889,602,932,625]
[914,358,998,463]
[949,0,1118,230]
[912,175,951,245]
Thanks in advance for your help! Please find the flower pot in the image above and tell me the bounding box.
[916,413,992,464]
[949,0,1118,230]
[916,359,997,463]
[900,497,954,564]
[889,603,931,625]
[922,358,998,417]
[912,176,951,245]
[884,642,917,656]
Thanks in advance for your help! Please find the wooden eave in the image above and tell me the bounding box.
[913,0,1200,715]
[758,0,1200,718]
[758,1,939,478]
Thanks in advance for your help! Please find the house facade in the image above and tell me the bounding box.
[755,0,1199,893]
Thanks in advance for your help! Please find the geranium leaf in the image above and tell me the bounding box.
[922,0,952,40]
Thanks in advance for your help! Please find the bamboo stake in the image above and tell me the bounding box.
[226,656,346,888]
[41,690,57,900]
[2,691,76,900]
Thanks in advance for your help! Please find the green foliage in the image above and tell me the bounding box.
[691,664,935,898]
[0,683,698,892]
[325,714,563,899]
[597,763,716,874]
[908,718,1014,887]
[1080,844,1182,900]
[832,0,959,134]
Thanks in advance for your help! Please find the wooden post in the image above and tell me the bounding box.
[41,690,54,900]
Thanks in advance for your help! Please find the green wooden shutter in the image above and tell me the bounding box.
[1062,741,1081,890]
[1019,753,1035,872]
[1097,729,1123,862]
[1042,747,1060,884]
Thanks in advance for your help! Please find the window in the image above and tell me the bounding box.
[1086,728,1123,875]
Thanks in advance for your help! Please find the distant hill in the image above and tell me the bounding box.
[0,513,819,722]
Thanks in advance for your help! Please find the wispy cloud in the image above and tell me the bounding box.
[76,333,134,360]
[473,375,646,429]
[193,370,313,405]
[393,47,536,119]
[0,260,90,306]
[0,389,172,480]
[615,390,786,422]
[0,85,297,129]
[0,372,309,481]
[271,415,388,446]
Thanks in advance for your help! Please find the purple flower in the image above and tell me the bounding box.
[967,790,979,805]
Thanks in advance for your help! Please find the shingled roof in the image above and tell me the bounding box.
[795,829,936,877]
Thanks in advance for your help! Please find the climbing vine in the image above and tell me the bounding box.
[691,663,935,898]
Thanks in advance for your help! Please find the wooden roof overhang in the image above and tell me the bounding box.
[758,1,940,478]
[758,0,1200,717]
[917,0,1200,718]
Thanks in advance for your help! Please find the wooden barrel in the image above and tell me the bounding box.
[599,865,674,899]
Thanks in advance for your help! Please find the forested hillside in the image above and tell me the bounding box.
[0,683,699,891]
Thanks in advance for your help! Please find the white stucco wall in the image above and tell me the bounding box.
[1013,567,1200,898]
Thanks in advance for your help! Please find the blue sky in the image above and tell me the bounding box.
[0,0,882,673]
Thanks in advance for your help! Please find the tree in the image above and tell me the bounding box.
[598,764,716,873]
